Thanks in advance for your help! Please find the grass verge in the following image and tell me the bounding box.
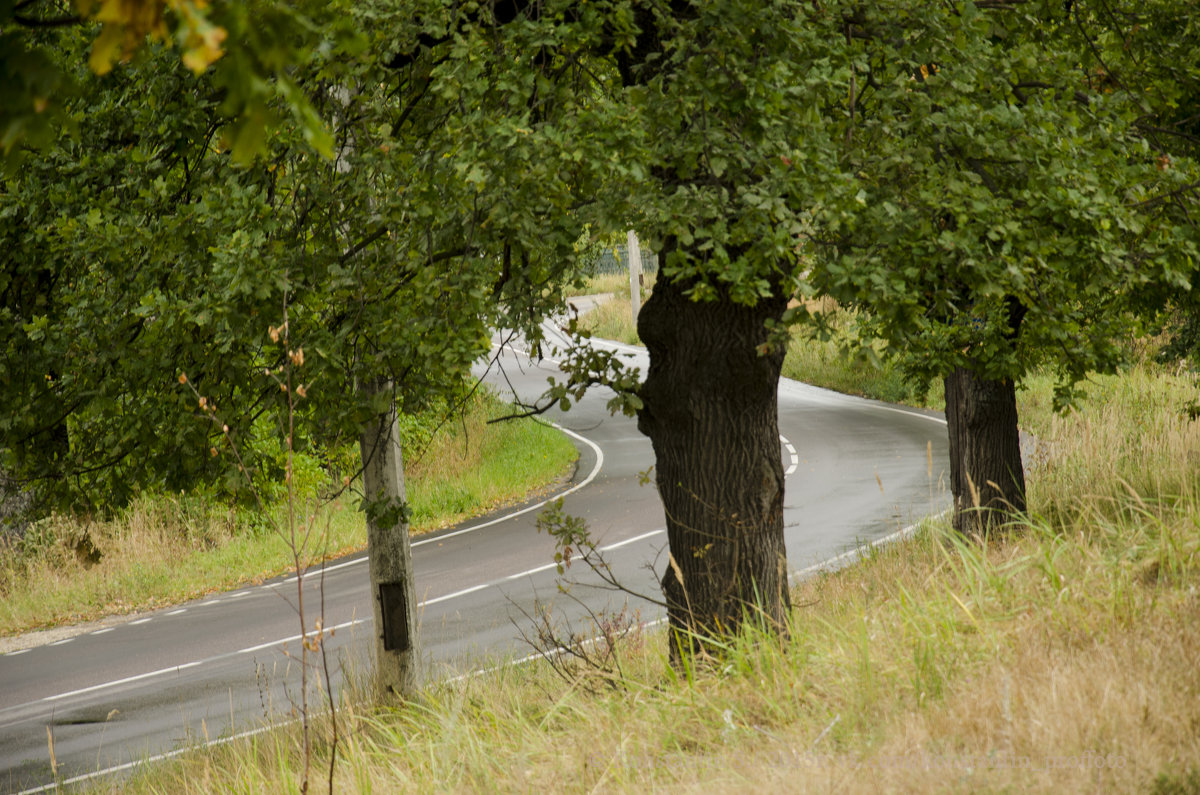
[0,392,578,637]
[563,271,657,299]
[110,358,1199,793]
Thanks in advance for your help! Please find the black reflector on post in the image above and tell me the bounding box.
[379,582,411,652]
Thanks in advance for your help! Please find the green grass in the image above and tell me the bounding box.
[562,271,657,298]
[781,324,943,409]
[0,393,578,636]
[577,294,644,345]
[106,358,1200,795]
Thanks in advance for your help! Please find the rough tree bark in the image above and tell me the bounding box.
[943,366,1026,538]
[636,266,791,659]
[359,391,421,698]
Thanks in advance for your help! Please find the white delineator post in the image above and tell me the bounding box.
[626,230,643,322]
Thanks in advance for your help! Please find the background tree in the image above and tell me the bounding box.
[810,0,1199,536]
[1059,0,1200,366]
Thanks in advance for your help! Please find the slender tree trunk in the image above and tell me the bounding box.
[636,270,791,660]
[359,390,420,698]
[943,366,1026,538]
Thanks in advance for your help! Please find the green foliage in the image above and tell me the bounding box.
[0,4,593,514]
[536,497,593,575]
[4,0,1198,516]
[812,1,1200,405]
[0,0,351,168]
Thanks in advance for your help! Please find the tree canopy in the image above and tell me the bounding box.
[3,0,1197,652]
[0,2,597,511]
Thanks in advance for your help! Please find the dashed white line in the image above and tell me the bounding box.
[422,583,492,606]
[166,609,187,616]
[780,434,799,476]
[49,638,74,647]
[90,628,114,636]
[227,591,249,599]
[129,618,152,626]
[200,599,221,606]
[600,528,664,552]
[5,648,31,656]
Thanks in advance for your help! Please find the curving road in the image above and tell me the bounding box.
[0,322,948,794]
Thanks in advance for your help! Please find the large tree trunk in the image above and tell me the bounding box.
[943,366,1026,538]
[359,392,420,699]
[636,272,791,659]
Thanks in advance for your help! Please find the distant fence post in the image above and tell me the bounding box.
[626,230,643,321]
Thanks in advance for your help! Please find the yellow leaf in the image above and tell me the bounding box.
[180,23,227,74]
[89,25,126,75]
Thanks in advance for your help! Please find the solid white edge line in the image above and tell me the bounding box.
[14,720,290,795]
[411,420,605,548]
[865,402,948,425]
[789,510,952,584]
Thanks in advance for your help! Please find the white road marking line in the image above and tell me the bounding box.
[789,510,951,584]
[599,529,664,552]
[505,562,558,581]
[445,616,672,684]
[228,591,249,599]
[44,615,370,704]
[32,547,602,707]
[166,609,187,616]
[90,628,114,636]
[411,418,605,548]
[45,660,202,701]
[26,523,666,708]
[780,433,799,476]
[499,343,561,367]
[864,402,948,425]
[129,618,152,626]
[422,583,492,606]
[5,648,31,656]
[274,554,366,587]
[14,719,288,795]
[49,638,74,647]
[201,599,221,605]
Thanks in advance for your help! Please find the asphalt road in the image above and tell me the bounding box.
[0,323,949,793]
